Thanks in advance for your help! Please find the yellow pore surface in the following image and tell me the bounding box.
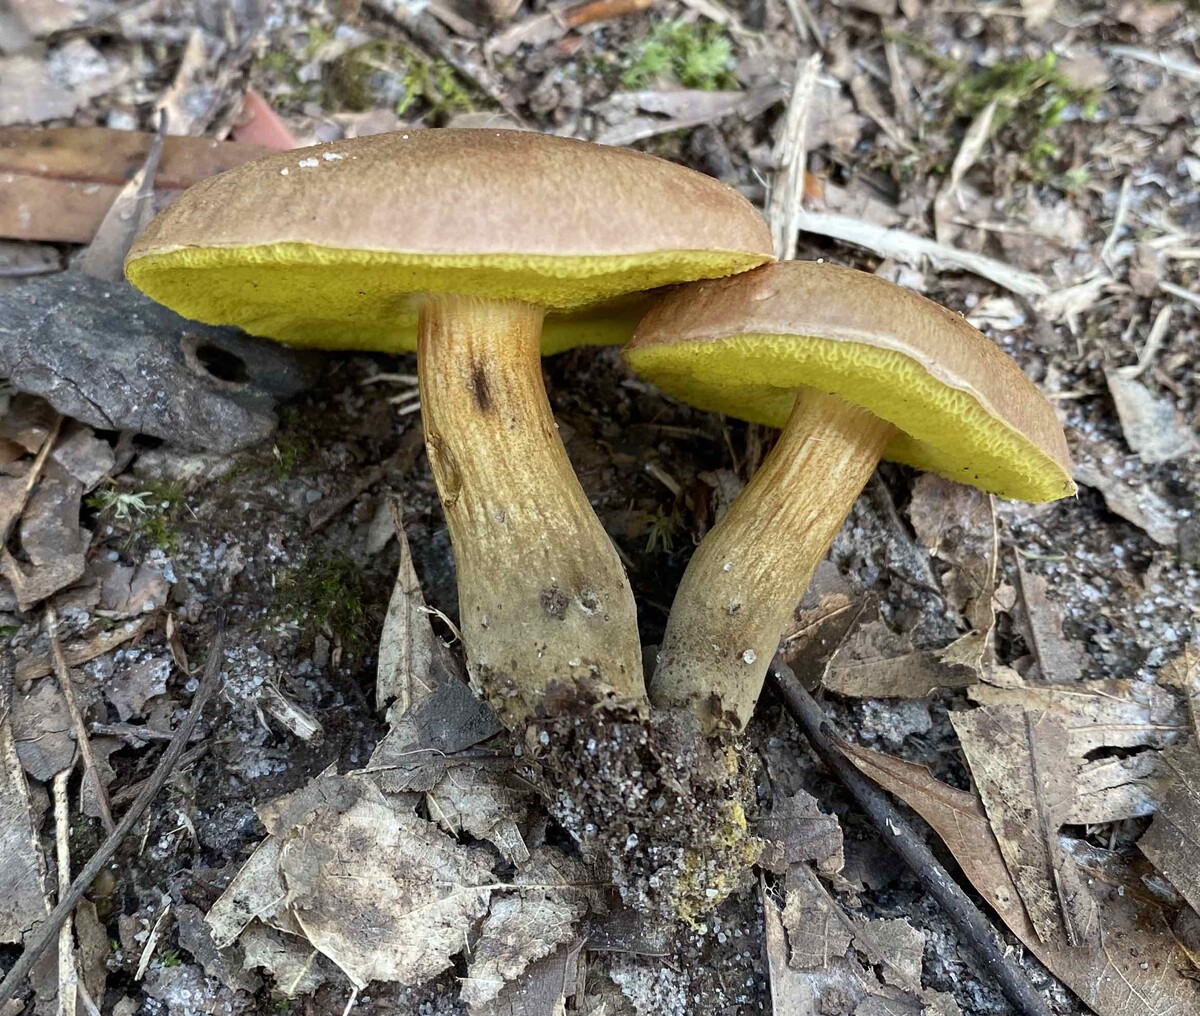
[125,243,768,355]
[623,332,1077,503]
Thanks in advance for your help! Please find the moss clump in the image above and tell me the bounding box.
[326,40,474,120]
[622,20,738,91]
[275,551,369,649]
[87,479,185,554]
[951,53,1099,170]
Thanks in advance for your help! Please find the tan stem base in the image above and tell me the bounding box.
[417,293,645,726]
[650,390,895,732]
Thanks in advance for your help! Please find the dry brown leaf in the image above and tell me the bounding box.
[781,865,852,971]
[839,740,1200,1016]
[278,783,494,989]
[1105,370,1199,465]
[462,849,595,1009]
[950,706,1098,948]
[781,561,859,686]
[0,126,272,243]
[1071,751,1165,824]
[1013,559,1085,683]
[2,466,86,610]
[823,608,972,700]
[758,788,844,875]
[238,921,329,998]
[0,708,48,944]
[11,677,75,780]
[1072,436,1182,546]
[594,87,786,147]
[968,677,1183,753]
[426,765,531,864]
[377,496,445,715]
[908,474,998,635]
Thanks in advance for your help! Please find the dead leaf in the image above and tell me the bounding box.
[0,54,79,126]
[758,788,844,875]
[73,899,108,1006]
[839,740,1200,1016]
[174,902,260,994]
[1105,370,1199,465]
[781,561,859,686]
[49,425,114,492]
[1011,558,1085,684]
[104,653,171,721]
[823,609,973,700]
[853,917,924,989]
[0,126,272,243]
[950,706,1098,947]
[908,474,997,634]
[426,765,531,865]
[1072,435,1182,546]
[462,849,595,1008]
[277,779,494,988]
[11,677,75,780]
[377,497,446,715]
[0,707,49,944]
[15,614,156,684]
[781,865,853,970]
[238,921,330,998]
[969,677,1183,753]
[1070,751,1165,824]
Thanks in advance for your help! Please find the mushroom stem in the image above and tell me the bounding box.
[650,390,895,732]
[418,293,646,726]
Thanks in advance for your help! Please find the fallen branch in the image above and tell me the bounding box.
[768,656,1053,1016]
[0,614,227,1009]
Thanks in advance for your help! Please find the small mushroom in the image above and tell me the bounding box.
[125,128,774,727]
[624,261,1075,732]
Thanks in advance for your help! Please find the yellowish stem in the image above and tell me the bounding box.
[417,293,646,726]
[650,390,895,732]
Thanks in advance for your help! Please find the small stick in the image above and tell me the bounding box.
[768,657,1053,1016]
[0,614,227,1009]
[47,605,115,834]
[53,770,77,1016]
[0,413,62,546]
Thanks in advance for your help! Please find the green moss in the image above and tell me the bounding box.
[645,504,684,554]
[623,20,738,91]
[951,53,1099,172]
[275,551,369,649]
[87,480,185,554]
[325,40,474,119]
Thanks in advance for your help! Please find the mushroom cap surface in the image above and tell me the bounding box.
[623,261,1075,502]
[124,128,774,354]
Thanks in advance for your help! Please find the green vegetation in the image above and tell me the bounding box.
[645,504,685,554]
[951,53,1099,170]
[327,40,474,119]
[87,480,185,554]
[275,551,369,649]
[622,19,737,91]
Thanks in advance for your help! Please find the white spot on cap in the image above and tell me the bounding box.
[297,157,319,168]
[322,151,344,161]
[742,649,757,665]
[722,561,732,572]
[279,168,289,176]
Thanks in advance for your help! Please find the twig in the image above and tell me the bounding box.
[1160,279,1200,309]
[0,413,63,546]
[1109,45,1200,84]
[768,52,821,261]
[46,605,115,834]
[110,745,209,807]
[53,770,77,1016]
[0,614,227,1009]
[768,656,1054,1016]
[793,207,1052,300]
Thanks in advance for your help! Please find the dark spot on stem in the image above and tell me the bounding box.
[540,586,569,620]
[469,362,492,411]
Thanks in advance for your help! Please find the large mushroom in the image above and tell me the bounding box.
[624,260,1075,732]
[125,128,773,728]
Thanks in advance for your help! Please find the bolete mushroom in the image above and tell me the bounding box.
[623,261,1075,732]
[124,128,774,727]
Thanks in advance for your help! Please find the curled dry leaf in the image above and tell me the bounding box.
[1105,370,1199,466]
[1013,559,1085,684]
[426,765,531,865]
[839,739,1200,1016]
[1072,435,1182,546]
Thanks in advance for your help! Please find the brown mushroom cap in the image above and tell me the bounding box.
[624,261,1075,502]
[124,128,774,353]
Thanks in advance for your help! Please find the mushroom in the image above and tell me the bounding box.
[623,261,1075,732]
[124,128,774,727]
